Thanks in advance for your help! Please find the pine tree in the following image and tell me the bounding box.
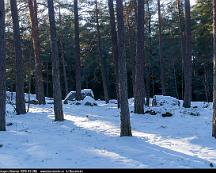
[108,0,120,107]
[0,0,6,131]
[95,0,109,103]
[177,0,186,99]
[183,0,192,108]
[74,0,82,100]
[58,5,69,96]
[157,0,166,95]
[47,0,64,121]
[134,0,145,114]
[10,0,26,115]
[28,0,45,104]
[212,0,216,138]
[116,0,132,137]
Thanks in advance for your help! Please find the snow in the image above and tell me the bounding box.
[81,96,97,106]
[63,89,94,103]
[0,95,216,168]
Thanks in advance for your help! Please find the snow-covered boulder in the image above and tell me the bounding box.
[109,99,118,104]
[152,95,180,107]
[6,91,38,104]
[82,96,97,106]
[63,89,94,104]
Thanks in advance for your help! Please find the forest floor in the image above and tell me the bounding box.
[0,95,216,168]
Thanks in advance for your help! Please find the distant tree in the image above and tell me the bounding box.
[47,0,64,121]
[74,0,82,100]
[183,0,192,108]
[108,0,119,107]
[10,0,26,115]
[28,0,45,104]
[134,0,145,114]
[177,0,186,99]
[0,0,6,131]
[95,0,109,103]
[212,0,216,138]
[116,0,132,136]
[157,0,166,95]
[58,5,69,96]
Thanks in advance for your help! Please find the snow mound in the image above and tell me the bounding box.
[180,108,200,116]
[109,99,118,104]
[152,95,180,107]
[6,91,38,104]
[82,96,97,106]
[63,89,94,104]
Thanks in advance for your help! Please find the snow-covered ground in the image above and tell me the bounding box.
[0,95,216,168]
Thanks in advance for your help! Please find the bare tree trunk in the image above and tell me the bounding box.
[173,61,179,99]
[0,0,6,131]
[47,0,64,121]
[134,0,145,114]
[46,62,49,96]
[108,0,120,107]
[58,6,69,96]
[28,0,45,104]
[183,0,192,108]
[145,0,152,106]
[10,0,26,115]
[125,0,137,98]
[74,0,82,100]
[212,0,216,138]
[177,0,186,100]
[203,66,210,102]
[157,0,166,95]
[116,0,132,137]
[95,0,109,103]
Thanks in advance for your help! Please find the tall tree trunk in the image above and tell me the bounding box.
[95,0,109,103]
[0,0,6,131]
[74,0,82,100]
[134,0,145,114]
[177,0,186,100]
[145,0,152,106]
[212,0,216,138]
[47,0,64,121]
[10,0,26,115]
[203,66,210,102]
[116,0,132,137]
[46,62,49,96]
[183,0,192,108]
[58,6,69,96]
[125,1,136,98]
[173,61,179,99]
[108,0,120,107]
[157,0,166,95]
[28,0,45,104]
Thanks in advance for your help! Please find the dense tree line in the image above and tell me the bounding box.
[1,0,216,137]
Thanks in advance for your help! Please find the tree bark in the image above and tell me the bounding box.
[74,0,82,100]
[145,0,152,106]
[28,0,45,104]
[134,0,145,114]
[183,0,192,108]
[116,0,132,137]
[10,0,26,115]
[95,0,109,103]
[212,0,216,138]
[47,0,64,121]
[157,0,166,95]
[177,0,186,100]
[58,6,69,96]
[0,0,6,131]
[108,0,120,107]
